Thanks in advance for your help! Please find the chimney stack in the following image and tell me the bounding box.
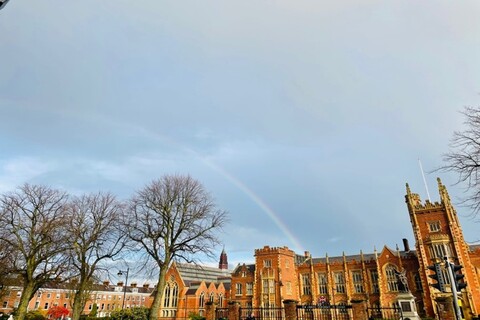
[402,238,410,252]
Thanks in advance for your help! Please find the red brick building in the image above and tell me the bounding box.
[231,179,480,320]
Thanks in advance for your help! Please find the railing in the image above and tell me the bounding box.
[297,304,353,320]
[240,307,285,320]
[366,307,403,320]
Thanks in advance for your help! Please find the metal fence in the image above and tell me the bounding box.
[366,307,403,320]
[297,304,353,320]
[239,307,285,320]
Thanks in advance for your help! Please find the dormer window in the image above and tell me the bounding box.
[428,221,441,232]
[115,287,123,292]
[132,288,138,293]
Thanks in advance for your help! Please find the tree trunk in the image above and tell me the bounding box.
[16,282,36,320]
[71,284,88,320]
[149,266,168,320]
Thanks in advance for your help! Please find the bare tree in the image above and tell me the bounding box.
[126,175,227,320]
[0,184,71,320]
[439,106,480,216]
[66,192,128,320]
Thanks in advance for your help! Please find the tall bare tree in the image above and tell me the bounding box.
[67,193,128,320]
[0,184,71,320]
[126,175,227,320]
[439,106,480,216]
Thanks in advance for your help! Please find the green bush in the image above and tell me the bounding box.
[109,307,150,320]
[25,310,47,320]
[188,312,206,320]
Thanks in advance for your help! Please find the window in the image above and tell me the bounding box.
[236,283,242,295]
[317,273,327,294]
[386,265,399,292]
[429,243,452,259]
[209,293,214,303]
[269,279,275,294]
[246,283,253,295]
[334,272,345,294]
[302,274,312,296]
[428,221,441,232]
[37,292,42,298]
[264,260,272,268]
[199,292,205,308]
[34,301,40,309]
[262,280,268,294]
[414,273,422,291]
[88,304,92,310]
[218,294,224,307]
[56,294,60,299]
[47,293,51,299]
[3,301,8,308]
[132,288,138,293]
[242,271,247,277]
[370,270,379,293]
[44,303,49,310]
[352,271,364,293]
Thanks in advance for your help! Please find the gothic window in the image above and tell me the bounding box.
[199,292,205,308]
[163,284,171,307]
[172,283,179,307]
[386,265,399,292]
[302,274,312,296]
[334,272,345,294]
[209,293,215,303]
[352,271,364,293]
[370,270,379,293]
[317,273,328,294]
[163,282,178,308]
[218,294,224,307]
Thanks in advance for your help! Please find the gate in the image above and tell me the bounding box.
[297,304,353,320]
[366,307,403,320]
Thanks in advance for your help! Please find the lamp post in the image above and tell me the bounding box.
[118,268,130,310]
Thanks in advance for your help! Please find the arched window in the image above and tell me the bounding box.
[199,292,205,308]
[218,294,224,307]
[172,283,179,307]
[385,265,399,292]
[209,293,215,303]
[163,283,171,307]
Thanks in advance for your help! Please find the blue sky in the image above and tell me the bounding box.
[1,1,480,272]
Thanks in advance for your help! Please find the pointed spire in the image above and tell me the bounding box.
[218,247,228,270]
[406,183,411,195]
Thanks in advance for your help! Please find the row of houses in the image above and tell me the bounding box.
[2,179,480,320]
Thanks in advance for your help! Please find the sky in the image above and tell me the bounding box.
[1,1,480,275]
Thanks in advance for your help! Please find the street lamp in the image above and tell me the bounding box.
[118,268,130,310]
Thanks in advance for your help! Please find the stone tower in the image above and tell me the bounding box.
[405,178,480,318]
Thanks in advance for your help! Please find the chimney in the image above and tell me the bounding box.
[143,283,150,289]
[402,238,410,252]
[103,281,110,286]
[131,283,137,288]
[304,251,310,258]
[117,282,124,287]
